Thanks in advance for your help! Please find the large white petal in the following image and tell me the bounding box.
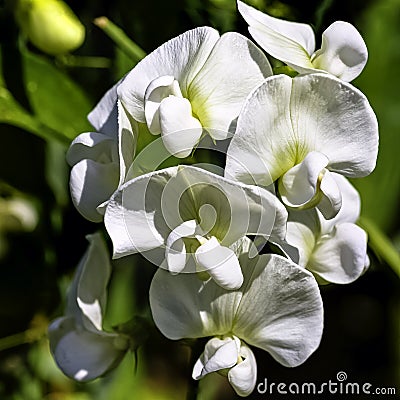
[238,1,315,54]
[189,31,272,138]
[228,343,257,397]
[104,168,175,258]
[149,267,243,340]
[159,96,203,158]
[48,316,125,382]
[309,222,367,284]
[226,73,379,186]
[118,27,220,122]
[225,75,294,186]
[290,73,379,176]
[193,336,239,379]
[233,254,323,367]
[311,21,368,82]
[70,159,119,222]
[195,237,243,290]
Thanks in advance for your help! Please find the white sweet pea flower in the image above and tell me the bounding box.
[149,246,324,397]
[104,165,287,290]
[237,0,368,81]
[117,26,272,158]
[66,84,137,222]
[225,73,379,219]
[280,175,369,284]
[48,233,129,381]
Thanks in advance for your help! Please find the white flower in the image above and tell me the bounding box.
[104,165,287,290]
[48,233,129,381]
[66,84,137,222]
[237,0,368,81]
[149,245,324,396]
[279,175,369,284]
[117,26,272,158]
[225,73,379,219]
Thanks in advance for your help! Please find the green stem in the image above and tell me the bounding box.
[93,17,146,64]
[0,331,32,352]
[358,216,400,278]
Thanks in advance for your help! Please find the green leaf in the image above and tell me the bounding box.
[21,46,92,141]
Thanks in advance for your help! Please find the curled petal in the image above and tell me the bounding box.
[312,21,368,82]
[192,336,239,379]
[278,151,329,210]
[195,237,244,290]
[317,169,342,220]
[165,219,198,274]
[228,344,257,397]
[159,96,203,158]
[144,75,183,134]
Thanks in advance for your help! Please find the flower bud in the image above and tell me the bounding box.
[15,0,85,55]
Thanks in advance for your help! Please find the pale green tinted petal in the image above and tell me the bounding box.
[195,237,243,290]
[189,31,272,138]
[144,76,183,134]
[166,219,197,274]
[193,337,238,379]
[104,168,176,258]
[290,73,379,177]
[118,27,220,122]
[76,233,111,331]
[312,21,368,82]
[48,317,124,382]
[234,254,323,367]
[228,343,257,397]
[238,1,315,54]
[149,268,242,339]
[70,158,119,222]
[159,96,203,158]
[225,74,294,186]
[310,222,367,284]
[279,151,329,208]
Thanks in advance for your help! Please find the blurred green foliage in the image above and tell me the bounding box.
[0,0,398,399]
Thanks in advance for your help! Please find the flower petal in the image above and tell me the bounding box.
[195,237,244,290]
[238,1,315,61]
[118,27,220,122]
[189,31,272,139]
[165,219,198,274]
[159,96,203,158]
[311,21,368,81]
[317,169,342,219]
[234,254,323,367]
[70,158,119,222]
[226,73,379,186]
[75,233,112,331]
[278,151,329,209]
[193,336,239,379]
[149,267,243,339]
[87,81,120,136]
[228,343,257,397]
[48,316,125,382]
[104,168,175,258]
[310,222,368,284]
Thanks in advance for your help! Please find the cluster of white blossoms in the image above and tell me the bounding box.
[49,1,379,397]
